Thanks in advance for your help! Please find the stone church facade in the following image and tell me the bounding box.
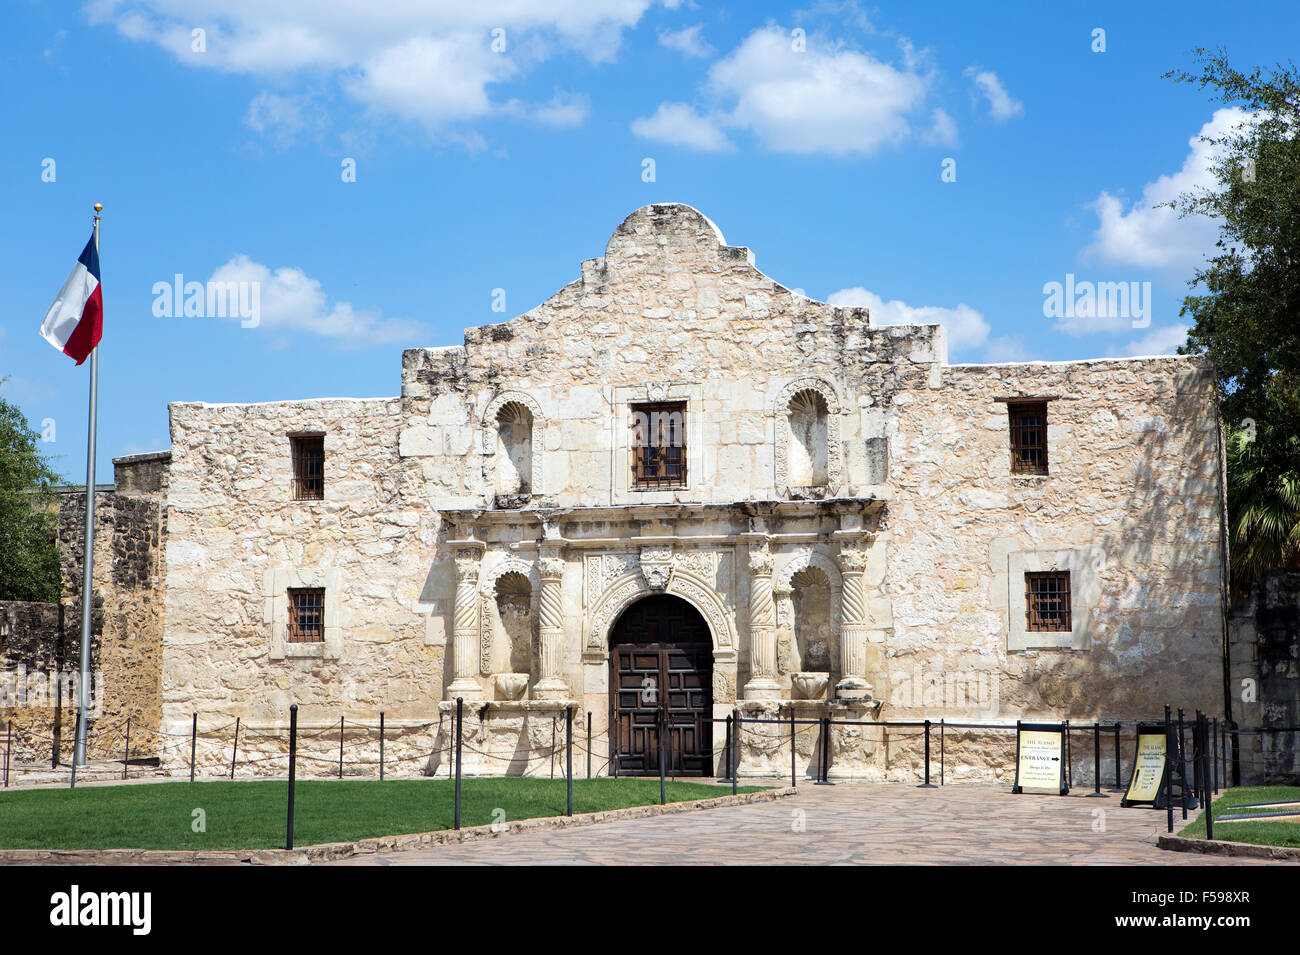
[153,204,1228,780]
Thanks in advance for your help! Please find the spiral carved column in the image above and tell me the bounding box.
[836,544,874,701]
[448,546,485,700]
[532,553,573,699]
[744,539,782,700]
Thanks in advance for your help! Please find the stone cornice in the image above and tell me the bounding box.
[441,496,888,529]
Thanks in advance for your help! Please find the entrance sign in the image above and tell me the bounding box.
[1012,722,1068,795]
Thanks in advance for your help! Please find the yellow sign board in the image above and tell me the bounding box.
[1122,730,1168,806]
[1013,723,1067,795]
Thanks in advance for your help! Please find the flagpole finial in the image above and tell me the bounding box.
[93,203,103,213]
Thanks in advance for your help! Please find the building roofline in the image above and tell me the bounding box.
[948,353,1201,369]
[169,396,398,409]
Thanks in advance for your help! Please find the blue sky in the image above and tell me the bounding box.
[3,0,1295,482]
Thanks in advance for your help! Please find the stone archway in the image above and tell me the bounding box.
[608,595,713,776]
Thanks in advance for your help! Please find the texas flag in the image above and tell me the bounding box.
[40,232,102,365]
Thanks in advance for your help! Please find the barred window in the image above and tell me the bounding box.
[1009,401,1048,475]
[287,588,325,643]
[291,435,324,500]
[1025,572,1071,632]
[631,401,687,489]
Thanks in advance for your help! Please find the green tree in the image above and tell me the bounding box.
[1165,49,1300,591]
[0,385,63,602]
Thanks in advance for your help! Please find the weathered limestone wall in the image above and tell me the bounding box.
[397,205,934,508]
[153,204,1228,782]
[159,397,444,773]
[0,453,166,767]
[1229,568,1300,784]
[883,360,1225,715]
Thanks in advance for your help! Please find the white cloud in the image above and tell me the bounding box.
[633,26,941,156]
[1083,108,1254,273]
[982,335,1030,363]
[86,1,653,131]
[1112,324,1189,357]
[531,91,592,127]
[243,91,327,148]
[631,102,732,151]
[344,34,507,125]
[658,24,713,58]
[964,67,1022,120]
[208,255,427,345]
[921,107,958,146]
[827,286,991,353]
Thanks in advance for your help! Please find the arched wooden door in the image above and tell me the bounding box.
[609,595,713,776]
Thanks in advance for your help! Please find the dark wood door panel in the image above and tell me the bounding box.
[610,596,712,777]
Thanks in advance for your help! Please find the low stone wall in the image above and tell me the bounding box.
[0,600,81,765]
[162,714,442,779]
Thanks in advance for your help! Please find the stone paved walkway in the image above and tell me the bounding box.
[326,781,1292,866]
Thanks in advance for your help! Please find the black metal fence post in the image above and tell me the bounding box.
[1177,707,1189,820]
[1088,722,1106,797]
[189,711,197,783]
[454,697,463,830]
[612,714,619,779]
[1201,713,1214,842]
[815,716,833,786]
[919,719,935,788]
[123,716,130,780]
[1064,719,1072,790]
[1230,720,1240,787]
[566,705,574,817]
[286,703,298,851]
[1113,722,1122,791]
[3,719,10,788]
[733,706,743,795]
[939,718,945,786]
[378,712,385,781]
[722,715,732,782]
[658,708,667,805]
[1211,718,1218,794]
[586,711,592,780]
[789,708,796,787]
[69,712,79,789]
[1164,704,1174,834]
[230,717,240,779]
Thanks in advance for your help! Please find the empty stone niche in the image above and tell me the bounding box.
[787,389,829,489]
[494,572,533,677]
[792,566,834,675]
[495,401,533,500]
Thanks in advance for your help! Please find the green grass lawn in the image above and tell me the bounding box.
[1178,785,1300,849]
[0,777,763,851]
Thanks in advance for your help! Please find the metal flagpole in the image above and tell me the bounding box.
[73,203,102,768]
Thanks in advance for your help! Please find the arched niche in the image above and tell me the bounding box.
[482,391,545,500]
[772,377,842,496]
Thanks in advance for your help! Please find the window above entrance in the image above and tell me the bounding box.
[631,401,687,490]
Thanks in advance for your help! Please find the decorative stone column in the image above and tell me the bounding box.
[448,544,485,700]
[836,543,873,701]
[532,550,572,699]
[744,539,782,700]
